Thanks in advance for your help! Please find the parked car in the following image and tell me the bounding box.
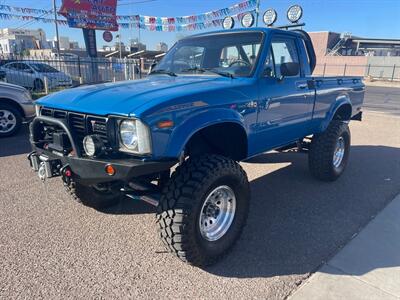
[0,61,72,91]
[0,81,35,137]
[28,28,364,266]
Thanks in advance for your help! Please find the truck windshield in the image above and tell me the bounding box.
[153,32,263,77]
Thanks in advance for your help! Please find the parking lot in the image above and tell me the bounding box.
[0,86,399,299]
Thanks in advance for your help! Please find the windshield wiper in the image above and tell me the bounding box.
[181,67,235,78]
[149,69,177,77]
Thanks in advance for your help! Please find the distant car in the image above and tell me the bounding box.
[0,81,35,137]
[0,61,72,91]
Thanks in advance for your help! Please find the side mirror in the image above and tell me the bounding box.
[279,62,299,80]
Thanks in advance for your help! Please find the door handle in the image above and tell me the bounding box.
[297,83,308,89]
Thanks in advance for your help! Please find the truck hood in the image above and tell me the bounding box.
[36,76,231,116]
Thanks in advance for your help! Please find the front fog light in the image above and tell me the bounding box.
[83,135,104,157]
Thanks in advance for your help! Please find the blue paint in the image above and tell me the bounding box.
[37,28,365,160]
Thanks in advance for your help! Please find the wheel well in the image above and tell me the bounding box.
[333,104,352,121]
[185,122,248,161]
[0,98,25,118]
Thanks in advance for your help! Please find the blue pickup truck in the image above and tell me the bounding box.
[28,28,364,266]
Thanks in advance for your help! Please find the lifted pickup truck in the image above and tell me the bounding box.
[28,28,364,266]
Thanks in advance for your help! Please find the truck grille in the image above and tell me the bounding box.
[40,107,110,154]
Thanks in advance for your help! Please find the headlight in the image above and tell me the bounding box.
[119,119,151,154]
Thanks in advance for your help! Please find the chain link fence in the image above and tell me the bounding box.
[1,57,399,99]
[0,56,143,98]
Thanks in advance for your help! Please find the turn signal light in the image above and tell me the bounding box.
[105,164,116,176]
[157,120,174,129]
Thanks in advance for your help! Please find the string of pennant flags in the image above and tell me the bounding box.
[0,10,255,32]
[0,0,256,26]
[0,9,256,32]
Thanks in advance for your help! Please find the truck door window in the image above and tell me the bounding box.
[264,49,275,77]
[271,38,300,78]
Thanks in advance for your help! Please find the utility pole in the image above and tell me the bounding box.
[117,33,122,59]
[255,0,261,26]
[52,0,60,57]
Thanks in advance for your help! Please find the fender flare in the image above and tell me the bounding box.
[320,94,352,132]
[163,108,247,158]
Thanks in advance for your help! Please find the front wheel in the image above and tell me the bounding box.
[156,154,250,266]
[308,120,351,181]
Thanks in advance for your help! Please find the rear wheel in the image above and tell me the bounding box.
[156,154,250,266]
[0,103,22,137]
[64,180,122,209]
[308,120,351,181]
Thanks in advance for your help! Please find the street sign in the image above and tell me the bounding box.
[103,31,113,43]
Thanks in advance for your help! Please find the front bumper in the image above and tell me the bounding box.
[29,116,176,184]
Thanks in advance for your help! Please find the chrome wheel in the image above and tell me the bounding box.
[199,185,236,242]
[0,109,17,134]
[333,136,345,168]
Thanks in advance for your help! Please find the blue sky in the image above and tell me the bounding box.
[1,0,399,49]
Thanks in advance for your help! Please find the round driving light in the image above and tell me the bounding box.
[222,16,235,29]
[120,120,138,150]
[241,12,254,28]
[83,135,104,157]
[287,4,303,23]
[263,8,277,26]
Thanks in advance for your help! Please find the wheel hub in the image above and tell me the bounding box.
[0,110,16,133]
[333,136,345,168]
[199,185,236,242]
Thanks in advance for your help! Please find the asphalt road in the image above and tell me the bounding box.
[0,87,399,299]
[364,86,400,115]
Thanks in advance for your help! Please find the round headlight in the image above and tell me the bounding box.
[83,135,104,157]
[120,120,138,150]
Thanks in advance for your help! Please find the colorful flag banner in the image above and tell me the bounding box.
[0,10,256,32]
[0,0,256,26]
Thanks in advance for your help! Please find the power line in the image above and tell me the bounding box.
[117,0,157,7]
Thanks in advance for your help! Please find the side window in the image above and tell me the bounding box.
[5,63,16,70]
[271,38,300,77]
[264,48,275,77]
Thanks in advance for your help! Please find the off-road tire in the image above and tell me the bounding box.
[156,154,250,266]
[0,103,22,137]
[64,180,122,209]
[309,120,350,181]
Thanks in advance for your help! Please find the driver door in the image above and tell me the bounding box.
[255,35,314,151]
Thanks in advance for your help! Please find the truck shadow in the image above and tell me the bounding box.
[204,145,400,278]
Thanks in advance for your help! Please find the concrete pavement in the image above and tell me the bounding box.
[290,193,400,300]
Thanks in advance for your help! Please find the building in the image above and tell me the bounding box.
[129,38,147,52]
[309,31,400,57]
[156,42,168,52]
[0,28,48,55]
[57,36,71,50]
[308,31,400,79]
